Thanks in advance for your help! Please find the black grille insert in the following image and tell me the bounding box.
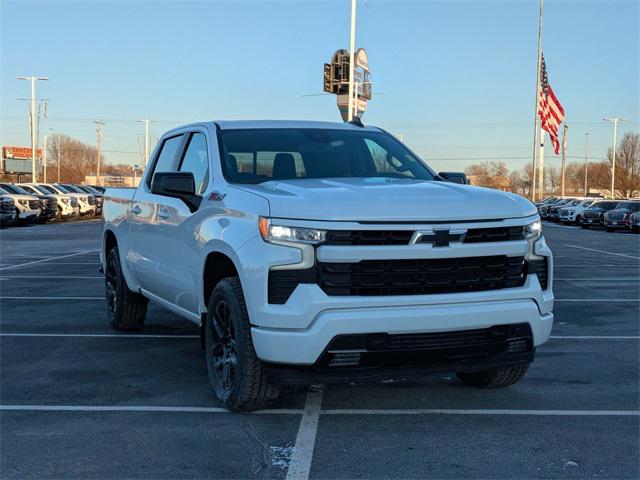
[464,226,525,243]
[268,255,528,303]
[325,230,413,246]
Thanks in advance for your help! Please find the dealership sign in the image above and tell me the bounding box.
[2,146,42,160]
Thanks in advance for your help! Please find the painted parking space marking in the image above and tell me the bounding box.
[0,333,199,339]
[0,250,99,271]
[286,386,324,480]
[563,244,640,260]
[0,296,103,300]
[0,275,103,279]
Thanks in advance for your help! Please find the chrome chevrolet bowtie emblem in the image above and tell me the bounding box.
[412,228,466,247]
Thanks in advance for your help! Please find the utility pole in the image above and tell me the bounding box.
[137,119,152,167]
[584,133,589,196]
[561,124,568,196]
[347,0,357,121]
[603,117,628,199]
[94,120,105,186]
[43,135,48,183]
[17,76,48,182]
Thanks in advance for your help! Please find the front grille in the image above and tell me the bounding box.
[559,209,569,216]
[87,196,96,205]
[0,200,14,213]
[28,200,40,209]
[325,230,412,245]
[46,198,57,208]
[317,256,526,297]
[70,197,78,207]
[463,226,524,243]
[583,210,600,219]
[324,226,525,246]
[268,255,528,303]
[607,213,625,221]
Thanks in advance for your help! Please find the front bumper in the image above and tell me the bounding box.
[238,230,554,366]
[0,212,16,225]
[604,220,631,229]
[18,208,40,221]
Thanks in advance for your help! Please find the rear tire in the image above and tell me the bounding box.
[456,365,528,388]
[205,277,278,411]
[105,247,147,330]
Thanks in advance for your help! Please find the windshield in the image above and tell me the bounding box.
[616,202,640,211]
[568,200,581,206]
[30,185,54,195]
[593,202,615,210]
[62,184,84,193]
[79,185,100,194]
[219,128,436,184]
[40,185,62,194]
[0,184,32,195]
[0,187,8,195]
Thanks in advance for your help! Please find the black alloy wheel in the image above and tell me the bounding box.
[211,300,238,391]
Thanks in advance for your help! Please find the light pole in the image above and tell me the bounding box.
[133,164,139,186]
[17,76,48,182]
[43,135,48,183]
[603,117,628,199]
[584,133,589,196]
[94,120,105,186]
[137,120,153,168]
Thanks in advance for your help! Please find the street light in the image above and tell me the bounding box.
[17,76,48,182]
[603,117,628,199]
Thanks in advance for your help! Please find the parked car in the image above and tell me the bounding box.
[39,184,96,217]
[547,198,576,222]
[0,195,17,226]
[0,186,41,224]
[18,183,79,220]
[603,201,640,232]
[0,183,57,223]
[631,211,640,234]
[74,185,103,215]
[89,185,106,193]
[102,120,554,411]
[581,200,619,228]
[558,198,593,225]
[538,197,571,219]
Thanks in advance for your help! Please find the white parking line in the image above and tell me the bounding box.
[0,405,636,417]
[550,336,640,339]
[286,386,324,480]
[555,278,639,281]
[564,244,640,260]
[0,333,199,339]
[320,409,640,416]
[555,299,639,303]
[0,276,103,279]
[1,333,637,340]
[0,296,102,300]
[0,250,99,271]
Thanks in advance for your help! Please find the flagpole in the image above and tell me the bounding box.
[530,0,544,202]
[538,124,545,199]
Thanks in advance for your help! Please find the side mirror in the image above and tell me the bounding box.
[151,172,201,212]
[439,171,469,185]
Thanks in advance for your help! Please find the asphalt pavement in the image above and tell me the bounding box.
[0,219,638,479]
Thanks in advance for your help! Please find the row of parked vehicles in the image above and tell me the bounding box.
[0,182,105,226]
[536,196,640,233]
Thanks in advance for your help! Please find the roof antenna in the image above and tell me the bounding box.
[349,116,364,128]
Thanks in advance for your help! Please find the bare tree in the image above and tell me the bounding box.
[610,132,640,198]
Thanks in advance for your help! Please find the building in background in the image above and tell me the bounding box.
[83,174,141,187]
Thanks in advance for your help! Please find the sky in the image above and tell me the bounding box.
[1,0,638,174]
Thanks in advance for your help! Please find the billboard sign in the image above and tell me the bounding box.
[2,146,42,160]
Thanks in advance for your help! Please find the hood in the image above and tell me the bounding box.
[237,178,536,222]
[5,194,38,201]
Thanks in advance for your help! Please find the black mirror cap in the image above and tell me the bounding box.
[150,172,201,212]
[438,171,469,185]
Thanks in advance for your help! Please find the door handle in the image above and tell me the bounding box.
[131,205,142,215]
[158,208,170,220]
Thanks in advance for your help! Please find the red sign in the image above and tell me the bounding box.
[2,146,42,160]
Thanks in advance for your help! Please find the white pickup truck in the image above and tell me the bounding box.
[102,120,554,411]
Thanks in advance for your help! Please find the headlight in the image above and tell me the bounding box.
[18,199,29,208]
[259,217,326,244]
[524,220,542,240]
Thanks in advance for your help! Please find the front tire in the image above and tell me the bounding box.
[205,277,278,411]
[456,365,528,388]
[105,247,147,330]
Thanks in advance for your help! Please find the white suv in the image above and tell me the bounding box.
[558,198,594,225]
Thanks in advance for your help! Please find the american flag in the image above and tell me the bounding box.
[538,54,565,154]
